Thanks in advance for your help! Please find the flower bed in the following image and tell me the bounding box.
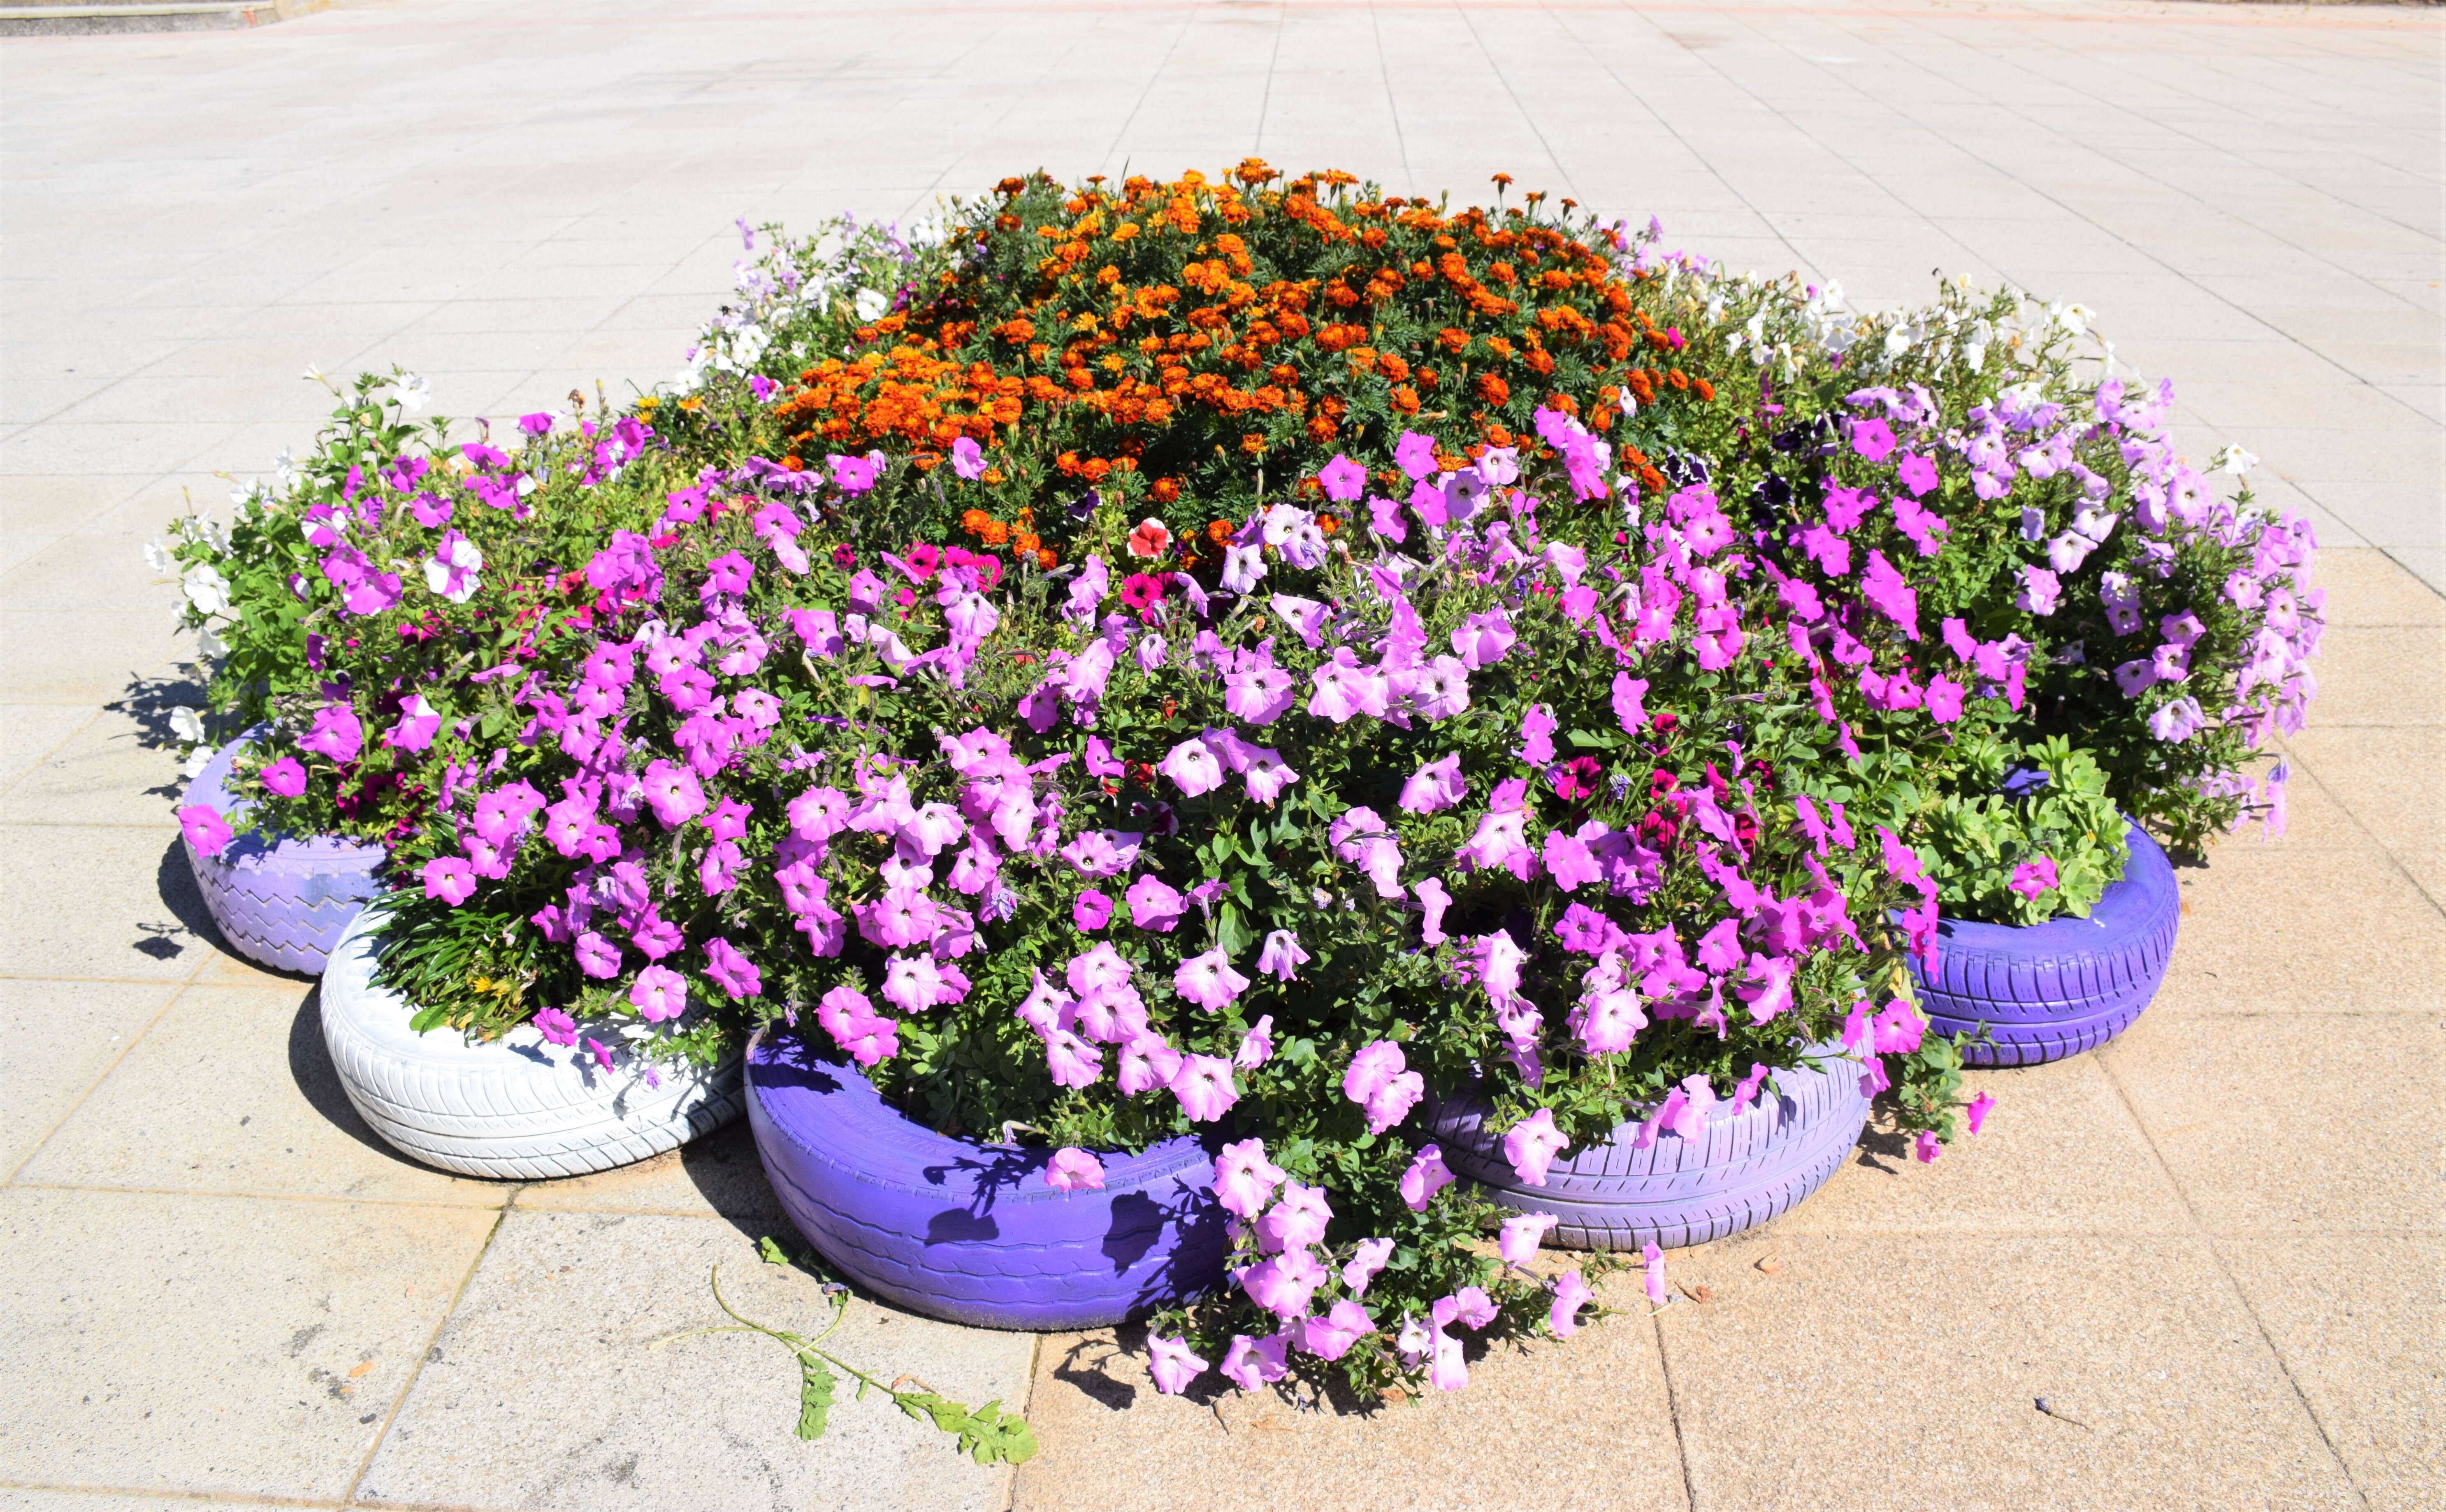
[149,164,2317,1409]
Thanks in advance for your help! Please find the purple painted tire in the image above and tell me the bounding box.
[181,735,386,976]
[1425,1047,1870,1252]
[746,1029,1228,1330]
[1906,819,2179,1067]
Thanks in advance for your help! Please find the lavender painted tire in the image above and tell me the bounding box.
[1906,820,2179,1067]
[1425,1048,1870,1252]
[747,1030,1228,1330]
[181,735,385,976]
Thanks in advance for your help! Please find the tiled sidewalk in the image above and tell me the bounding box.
[2,2,2439,1508]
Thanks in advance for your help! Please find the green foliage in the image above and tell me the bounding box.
[685,1256,1038,1466]
[1921,735,2130,926]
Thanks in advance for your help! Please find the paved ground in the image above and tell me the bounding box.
[2,1,2439,1508]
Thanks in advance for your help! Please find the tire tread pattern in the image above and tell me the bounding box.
[1906,821,2180,1067]
[320,911,742,1180]
[1426,1050,1869,1252]
[747,1031,1226,1331]
[182,735,385,976]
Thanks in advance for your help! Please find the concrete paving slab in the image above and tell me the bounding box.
[2100,1012,2446,1236]
[0,610,189,705]
[0,706,184,827]
[0,1186,496,1503]
[1009,1270,1685,1512]
[354,1208,1029,1512]
[2282,726,2446,857]
[2309,545,2446,628]
[1652,1233,2361,1511]
[511,1117,785,1225]
[2155,848,2446,1016]
[2219,1235,2446,1512]
[0,704,97,791]
[18,982,508,1209]
[0,822,216,982]
[2296,624,2446,727]
[0,978,180,1178]
[1781,1052,2190,1236]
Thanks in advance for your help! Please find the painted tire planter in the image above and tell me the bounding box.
[747,1029,1228,1330]
[1907,819,2179,1067]
[320,909,745,1179]
[1425,1046,1870,1251]
[181,733,385,976]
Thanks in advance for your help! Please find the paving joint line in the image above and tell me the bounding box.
[342,1193,524,1507]
[1650,1305,1701,1511]
[5,955,204,1185]
[2093,1050,2373,1505]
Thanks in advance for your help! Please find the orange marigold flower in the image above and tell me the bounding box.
[961,508,993,535]
[1150,478,1181,503]
[1437,327,1470,353]
[1695,378,1716,401]
[1476,373,1510,404]
[1206,519,1234,544]
[1318,514,1339,536]
[979,520,1011,546]
[1036,547,1058,570]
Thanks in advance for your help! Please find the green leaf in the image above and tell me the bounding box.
[958,1401,1038,1466]
[758,1235,793,1266]
[1217,900,1251,957]
[796,1356,837,1441]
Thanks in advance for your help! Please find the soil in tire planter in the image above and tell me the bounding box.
[746,1029,1229,1330]
[1425,1048,1870,1251]
[1908,819,2179,1067]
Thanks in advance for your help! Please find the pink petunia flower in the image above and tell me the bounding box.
[1503,1108,1570,1187]
[1146,1335,1207,1396]
[1169,1053,1239,1122]
[629,965,687,1022]
[1045,1147,1105,1193]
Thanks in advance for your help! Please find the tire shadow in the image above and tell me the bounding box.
[286,982,421,1163]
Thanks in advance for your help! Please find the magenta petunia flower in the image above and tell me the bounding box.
[1398,1143,1454,1211]
[1966,1091,1996,1135]
[1169,1053,1239,1122]
[1126,874,1184,932]
[1255,928,1309,982]
[421,855,475,906]
[1894,451,1939,496]
[1222,1331,1293,1389]
[1503,1108,1569,1187]
[2008,856,2059,899]
[1173,947,1248,1011]
[300,703,362,764]
[534,1007,577,1047]
[573,930,621,979]
[1072,888,1112,932]
[1317,454,1368,502]
[1551,1271,1595,1336]
[1850,416,1896,461]
[178,803,232,858]
[260,757,307,798]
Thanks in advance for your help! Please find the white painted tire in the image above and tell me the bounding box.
[320,908,745,1180]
